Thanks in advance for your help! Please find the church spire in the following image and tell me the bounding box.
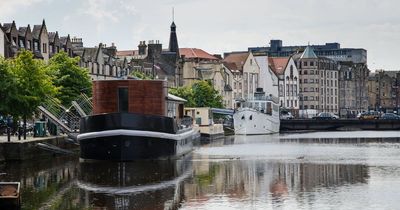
[168,8,179,55]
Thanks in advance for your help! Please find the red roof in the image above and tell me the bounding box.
[179,48,219,60]
[116,50,137,56]
[268,57,290,75]
[223,52,249,72]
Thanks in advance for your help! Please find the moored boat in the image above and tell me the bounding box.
[233,88,280,135]
[77,79,199,161]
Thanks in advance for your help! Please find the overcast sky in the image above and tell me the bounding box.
[1,0,399,70]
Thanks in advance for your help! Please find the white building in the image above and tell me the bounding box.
[254,55,279,98]
[268,57,300,116]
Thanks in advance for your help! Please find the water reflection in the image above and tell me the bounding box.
[182,160,369,209]
[0,156,78,210]
[76,156,193,210]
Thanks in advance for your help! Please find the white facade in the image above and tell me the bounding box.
[281,58,299,110]
[254,56,279,98]
[242,52,260,100]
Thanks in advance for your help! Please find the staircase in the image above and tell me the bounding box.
[71,94,93,117]
[38,97,81,134]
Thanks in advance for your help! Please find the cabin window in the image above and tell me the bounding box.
[118,87,129,112]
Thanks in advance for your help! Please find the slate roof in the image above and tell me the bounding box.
[179,48,219,60]
[223,62,239,71]
[48,32,57,42]
[32,25,42,39]
[268,57,290,75]
[59,36,68,45]
[223,52,249,72]
[2,23,13,33]
[18,27,27,36]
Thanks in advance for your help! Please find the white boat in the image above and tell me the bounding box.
[233,88,280,135]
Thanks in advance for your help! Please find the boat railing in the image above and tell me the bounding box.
[178,116,193,130]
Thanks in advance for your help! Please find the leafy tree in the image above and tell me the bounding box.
[192,80,223,108]
[169,85,196,107]
[169,80,223,108]
[0,57,17,116]
[9,50,57,138]
[47,52,92,106]
[130,70,153,80]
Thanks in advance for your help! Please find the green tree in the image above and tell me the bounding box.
[47,52,92,106]
[9,50,57,138]
[192,80,223,108]
[130,70,153,80]
[169,80,223,108]
[0,57,17,116]
[169,85,196,107]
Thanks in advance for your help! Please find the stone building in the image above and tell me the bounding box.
[338,62,369,117]
[32,20,49,61]
[79,43,128,80]
[294,46,339,116]
[116,22,180,87]
[2,21,18,57]
[223,61,243,108]
[18,24,33,52]
[268,57,299,116]
[368,70,400,113]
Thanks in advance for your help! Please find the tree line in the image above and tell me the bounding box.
[0,50,92,138]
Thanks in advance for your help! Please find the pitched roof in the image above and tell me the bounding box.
[32,25,42,39]
[300,45,318,59]
[48,32,58,42]
[60,35,70,45]
[179,48,219,60]
[2,22,14,33]
[223,52,249,71]
[223,62,239,71]
[18,27,27,36]
[268,57,290,75]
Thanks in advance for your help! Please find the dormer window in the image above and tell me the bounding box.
[19,39,25,48]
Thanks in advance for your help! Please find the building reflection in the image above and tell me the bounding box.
[76,156,193,210]
[280,137,400,144]
[184,159,369,204]
[0,156,79,210]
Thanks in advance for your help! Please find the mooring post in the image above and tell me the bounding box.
[7,127,10,142]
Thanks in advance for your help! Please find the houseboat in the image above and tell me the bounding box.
[77,79,199,161]
[184,107,224,142]
[233,88,280,135]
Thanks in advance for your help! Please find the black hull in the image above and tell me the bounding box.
[78,113,198,161]
[80,134,194,161]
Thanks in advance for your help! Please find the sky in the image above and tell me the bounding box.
[1,0,399,70]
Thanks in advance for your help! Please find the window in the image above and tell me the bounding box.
[304,87,308,92]
[290,65,294,78]
[304,61,308,66]
[295,100,297,107]
[19,39,24,48]
[118,87,129,112]
[310,87,314,92]
[310,70,314,75]
[316,79,319,83]
[310,61,314,66]
[34,41,39,51]
[27,40,31,50]
[310,96,314,101]
[304,79,308,83]
[310,79,314,83]
[304,96,308,101]
[43,43,47,53]
[310,105,314,109]
[287,100,289,107]
[250,59,253,65]
[304,70,308,75]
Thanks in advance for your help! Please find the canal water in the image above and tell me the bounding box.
[1,131,400,210]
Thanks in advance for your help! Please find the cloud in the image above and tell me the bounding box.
[0,0,47,19]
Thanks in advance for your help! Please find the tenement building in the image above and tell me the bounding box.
[294,46,339,116]
[368,70,400,113]
[249,39,369,117]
